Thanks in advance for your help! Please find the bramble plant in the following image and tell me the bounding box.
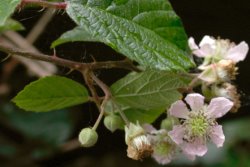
[0,0,249,165]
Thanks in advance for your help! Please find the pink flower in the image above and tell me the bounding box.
[168,93,233,157]
[188,36,249,66]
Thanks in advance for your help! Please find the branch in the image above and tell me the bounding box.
[0,43,140,72]
[20,0,67,9]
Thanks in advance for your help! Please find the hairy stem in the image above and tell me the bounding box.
[20,0,67,9]
[0,44,139,72]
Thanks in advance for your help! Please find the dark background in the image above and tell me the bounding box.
[0,0,250,166]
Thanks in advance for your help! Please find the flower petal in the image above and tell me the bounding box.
[185,93,205,111]
[152,153,172,165]
[188,37,199,50]
[226,41,249,62]
[168,125,185,145]
[182,138,208,156]
[143,124,156,133]
[209,125,225,147]
[199,35,216,47]
[182,150,196,161]
[169,100,189,119]
[207,97,233,118]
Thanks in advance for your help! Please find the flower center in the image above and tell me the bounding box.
[186,111,209,137]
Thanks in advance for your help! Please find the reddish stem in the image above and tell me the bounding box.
[21,0,67,9]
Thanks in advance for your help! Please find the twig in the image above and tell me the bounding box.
[0,44,140,72]
[20,0,67,9]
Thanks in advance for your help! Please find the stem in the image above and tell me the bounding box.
[20,0,67,9]
[90,73,111,130]
[82,70,101,108]
[0,44,140,72]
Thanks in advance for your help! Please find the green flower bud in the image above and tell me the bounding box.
[104,114,124,132]
[160,117,179,131]
[78,128,98,147]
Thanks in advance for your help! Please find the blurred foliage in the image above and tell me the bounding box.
[0,103,73,160]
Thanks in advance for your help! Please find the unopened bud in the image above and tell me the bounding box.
[160,117,179,131]
[78,128,98,147]
[104,114,124,132]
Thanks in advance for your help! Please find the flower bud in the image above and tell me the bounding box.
[78,128,98,147]
[160,117,179,131]
[125,123,153,160]
[104,114,124,132]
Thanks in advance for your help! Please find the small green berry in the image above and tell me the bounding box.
[78,128,98,147]
[104,114,124,132]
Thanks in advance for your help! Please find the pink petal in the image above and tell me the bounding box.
[143,124,156,133]
[185,93,205,111]
[168,125,185,145]
[182,150,196,161]
[226,41,249,62]
[207,97,233,118]
[199,35,216,47]
[188,37,199,50]
[182,138,208,156]
[209,125,225,147]
[169,100,189,119]
[152,154,172,165]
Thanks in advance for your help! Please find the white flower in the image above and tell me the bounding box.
[188,36,249,69]
[168,93,233,157]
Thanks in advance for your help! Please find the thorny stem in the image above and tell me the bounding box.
[20,0,67,9]
[0,44,140,72]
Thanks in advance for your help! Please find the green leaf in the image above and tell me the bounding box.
[0,19,24,34]
[13,76,89,112]
[123,107,164,124]
[104,99,165,123]
[111,70,190,110]
[51,26,97,48]
[65,2,194,71]
[0,0,21,26]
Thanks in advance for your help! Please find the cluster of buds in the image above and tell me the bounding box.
[189,35,249,112]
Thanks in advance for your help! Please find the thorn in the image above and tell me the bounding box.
[90,54,96,62]
[38,7,46,12]
[66,68,74,75]
[1,54,11,63]
[52,48,57,58]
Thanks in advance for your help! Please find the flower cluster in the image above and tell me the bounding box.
[123,36,246,164]
[189,35,249,112]
[124,93,233,164]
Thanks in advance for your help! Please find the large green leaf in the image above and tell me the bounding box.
[65,2,194,71]
[13,76,89,112]
[61,0,188,50]
[0,0,21,26]
[111,70,190,110]
[0,19,24,34]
